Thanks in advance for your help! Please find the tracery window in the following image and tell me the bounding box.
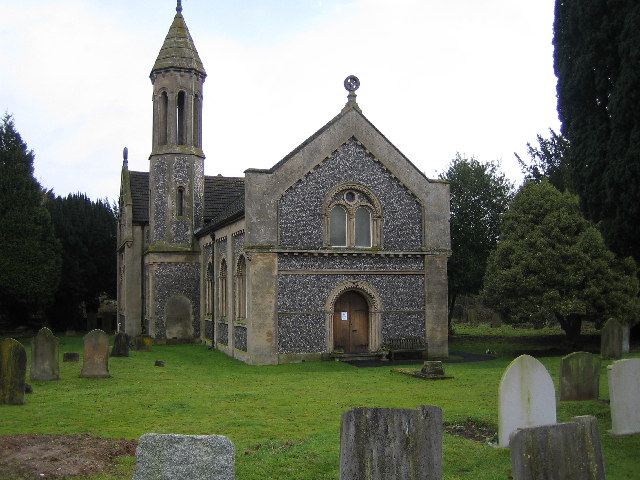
[324,184,382,248]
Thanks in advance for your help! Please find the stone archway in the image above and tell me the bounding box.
[165,295,193,340]
[325,281,382,353]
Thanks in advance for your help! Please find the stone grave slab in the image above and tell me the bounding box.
[81,329,110,378]
[608,358,640,435]
[31,327,60,381]
[600,318,623,360]
[510,415,605,480]
[133,433,235,480]
[559,352,600,401]
[0,338,27,405]
[498,354,556,447]
[340,406,442,480]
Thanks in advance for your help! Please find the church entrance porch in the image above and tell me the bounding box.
[333,291,369,353]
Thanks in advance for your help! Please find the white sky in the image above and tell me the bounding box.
[0,0,560,202]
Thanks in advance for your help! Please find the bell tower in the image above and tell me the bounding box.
[143,1,206,340]
[149,0,206,248]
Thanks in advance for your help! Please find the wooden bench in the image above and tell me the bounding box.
[384,337,428,361]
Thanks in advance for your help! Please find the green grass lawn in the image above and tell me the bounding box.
[1,331,639,480]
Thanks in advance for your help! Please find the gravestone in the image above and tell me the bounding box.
[340,406,442,480]
[80,329,110,378]
[510,415,605,480]
[133,433,235,480]
[608,358,640,435]
[600,318,623,360]
[30,327,60,381]
[559,352,600,401]
[110,332,130,357]
[498,355,556,447]
[63,352,80,362]
[621,324,630,354]
[0,338,27,405]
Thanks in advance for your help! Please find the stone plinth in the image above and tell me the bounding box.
[133,433,235,480]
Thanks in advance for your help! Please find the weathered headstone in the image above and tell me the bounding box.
[30,327,60,381]
[63,352,80,362]
[559,352,600,401]
[340,406,442,480]
[608,357,640,435]
[136,335,153,352]
[80,329,110,378]
[498,355,556,447]
[133,433,235,480]
[110,332,130,357]
[600,318,623,360]
[510,415,605,480]
[0,338,27,405]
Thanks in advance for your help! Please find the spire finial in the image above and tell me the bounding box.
[123,146,129,168]
[176,0,182,13]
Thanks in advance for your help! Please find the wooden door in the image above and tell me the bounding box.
[333,291,369,353]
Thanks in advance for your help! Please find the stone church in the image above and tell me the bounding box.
[117,2,451,365]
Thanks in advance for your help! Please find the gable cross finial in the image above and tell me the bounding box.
[342,75,362,113]
[177,0,183,13]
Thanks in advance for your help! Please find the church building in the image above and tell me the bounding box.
[117,2,451,365]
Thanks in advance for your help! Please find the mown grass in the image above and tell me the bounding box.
[1,331,638,480]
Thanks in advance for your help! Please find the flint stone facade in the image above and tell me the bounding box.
[117,4,451,365]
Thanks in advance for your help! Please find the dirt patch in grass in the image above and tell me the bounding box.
[0,434,137,479]
[445,419,497,443]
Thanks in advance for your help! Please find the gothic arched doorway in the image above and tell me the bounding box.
[333,291,369,353]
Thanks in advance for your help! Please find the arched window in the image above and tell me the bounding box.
[205,261,214,316]
[176,91,186,145]
[159,91,168,145]
[219,259,228,318]
[235,256,247,319]
[330,205,347,246]
[193,93,202,148]
[324,184,382,248]
[177,187,185,217]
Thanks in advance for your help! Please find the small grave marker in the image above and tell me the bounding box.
[600,318,623,360]
[30,327,60,381]
[608,358,640,435]
[498,355,556,447]
[510,415,605,480]
[80,329,110,378]
[340,406,443,480]
[0,338,27,405]
[559,352,600,401]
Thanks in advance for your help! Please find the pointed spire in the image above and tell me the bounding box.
[151,3,206,78]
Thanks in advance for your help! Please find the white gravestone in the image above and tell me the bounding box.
[499,355,557,447]
[608,358,640,435]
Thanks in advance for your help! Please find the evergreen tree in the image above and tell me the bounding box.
[440,154,513,330]
[46,193,117,330]
[0,114,61,325]
[515,129,570,192]
[481,181,639,342]
[554,0,640,260]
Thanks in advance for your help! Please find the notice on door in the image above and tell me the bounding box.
[341,311,348,321]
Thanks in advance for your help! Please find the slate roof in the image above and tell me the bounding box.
[151,10,206,77]
[128,171,245,228]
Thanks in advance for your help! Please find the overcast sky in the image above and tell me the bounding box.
[0,0,560,202]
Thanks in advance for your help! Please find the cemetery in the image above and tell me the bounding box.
[0,325,638,479]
